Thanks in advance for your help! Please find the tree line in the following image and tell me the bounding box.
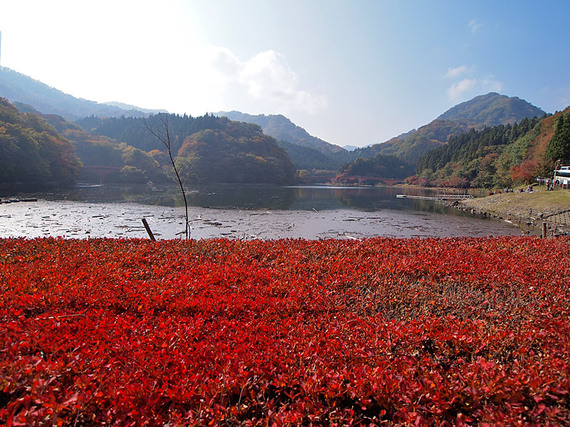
[1,103,297,190]
[412,115,568,188]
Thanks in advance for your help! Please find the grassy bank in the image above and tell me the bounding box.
[459,186,570,235]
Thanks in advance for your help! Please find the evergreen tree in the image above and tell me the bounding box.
[545,113,570,165]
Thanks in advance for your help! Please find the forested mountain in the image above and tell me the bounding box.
[437,92,545,125]
[413,108,570,188]
[276,140,341,171]
[75,114,296,185]
[41,113,168,184]
[336,155,410,185]
[0,67,164,121]
[215,111,346,156]
[214,111,357,177]
[349,93,546,167]
[3,65,562,188]
[0,98,81,190]
[176,122,296,184]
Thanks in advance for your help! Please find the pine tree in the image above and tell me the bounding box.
[545,113,570,165]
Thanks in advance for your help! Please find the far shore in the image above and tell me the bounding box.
[457,185,570,236]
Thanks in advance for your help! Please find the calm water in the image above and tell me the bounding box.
[1,184,522,239]
[23,184,468,215]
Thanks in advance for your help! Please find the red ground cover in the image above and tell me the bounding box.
[1,237,569,425]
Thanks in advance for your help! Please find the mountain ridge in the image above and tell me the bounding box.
[1,66,552,178]
[214,111,346,157]
[0,66,163,120]
[351,92,546,165]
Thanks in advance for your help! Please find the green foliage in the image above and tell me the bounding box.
[416,117,543,188]
[545,112,570,164]
[177,122,296,184]
[76,113,225,153]
[338,154,411,182]
[437,92,545,126]
[276,139,342,171]
[357,93,546,168]
[76,114,296,185]
[0,98,82,189]
[119,166,148,184]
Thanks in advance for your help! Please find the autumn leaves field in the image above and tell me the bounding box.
[1,237,569,425]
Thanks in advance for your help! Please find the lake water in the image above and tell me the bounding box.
[0,184,523,240]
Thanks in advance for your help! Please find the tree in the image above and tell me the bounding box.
[545,113,570,165]
[145,116,190,239]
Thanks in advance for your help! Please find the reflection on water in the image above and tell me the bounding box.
[28,183,476,219]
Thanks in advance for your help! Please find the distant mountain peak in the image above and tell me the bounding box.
[437,92,545,126]
[214,111,346,156]
[359,92,548,165]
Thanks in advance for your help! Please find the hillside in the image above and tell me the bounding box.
[357,93,546,166]
[437,92,545,126]
[2,66,557,186]
[413,107,570,189]
[0,97,82,191]
[215,111,346,156]
[0,66,163,121]
[75,114,296,185]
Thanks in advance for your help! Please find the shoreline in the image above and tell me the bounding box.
[454,187,570,236]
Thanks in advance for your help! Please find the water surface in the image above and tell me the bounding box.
[0,184,522,240]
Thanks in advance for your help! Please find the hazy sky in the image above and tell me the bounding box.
[1,0,569,147]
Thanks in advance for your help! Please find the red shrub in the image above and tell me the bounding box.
[1,237,569,425]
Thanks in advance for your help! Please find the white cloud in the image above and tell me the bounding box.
[447,78,477,101]
[445,65,469,78]
[468,19,483,33]
[209,47,242,79]
[208,48,326,115]
[446,75,505,102]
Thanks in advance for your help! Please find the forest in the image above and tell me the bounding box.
[0,98,81,190]
[2,92,569,191]
[0,101,297,190]
[413,111,570,188]
[76,114,296,185]
[336,154,410,185]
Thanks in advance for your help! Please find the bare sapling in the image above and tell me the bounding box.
[145,115,190,239]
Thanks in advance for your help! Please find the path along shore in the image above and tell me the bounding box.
[456,186,570,236]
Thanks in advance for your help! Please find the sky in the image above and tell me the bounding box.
[0,0,569,148]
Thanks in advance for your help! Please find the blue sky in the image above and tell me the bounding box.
[1,0,569,147]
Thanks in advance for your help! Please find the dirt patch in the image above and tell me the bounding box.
[458,187,570,236]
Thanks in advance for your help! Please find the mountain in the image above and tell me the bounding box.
[353,93,546,166]
[412,106,570,189]
[0,66,164,121]
[437,92,545,125]
[0,97,82,190]
[74,114,296,185]
[214,111,346,157]
[343,145,360,151]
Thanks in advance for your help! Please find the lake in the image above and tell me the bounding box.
[0,184,523,240]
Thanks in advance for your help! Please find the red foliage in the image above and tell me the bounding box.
[510,159,540,184]
[1,237,569,425]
